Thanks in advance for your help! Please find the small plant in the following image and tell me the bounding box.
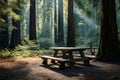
[21,50,39,57]
[0,49,13,59]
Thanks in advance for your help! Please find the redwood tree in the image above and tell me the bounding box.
[54,0,58,45]
[0,0,9,49]
[57,0,64,46]
[66,0,75,47]
[97,0,120,62]
[29,0,36,40]
[0,15,9,49]
[9,0,21,49]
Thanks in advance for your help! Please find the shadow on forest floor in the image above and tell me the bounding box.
[0,57,120,80]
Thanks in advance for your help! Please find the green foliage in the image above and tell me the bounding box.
[0,0,20,32]
[16,50,39,57]
[0,47,53,59]
[38,38,53,49]
[0,49,13,59]
[16,38,39,50]
[0,0,20,20]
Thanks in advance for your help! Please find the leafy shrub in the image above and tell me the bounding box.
[0,49,13,59]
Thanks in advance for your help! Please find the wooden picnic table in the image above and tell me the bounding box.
[50,47,90,66]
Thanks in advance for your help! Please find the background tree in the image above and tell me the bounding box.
[97,0,120,62]
[54,0,58,45]
[57,0,64,46]
[29,0,36,40]
[20,0,30,44]
[9,0,21,49]
[0,0,9,49]
[0,13,9,49]
[66,0,75,47]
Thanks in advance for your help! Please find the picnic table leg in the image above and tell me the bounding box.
[68,51,74,67]
[42,58,48,65]
[51,50,58,63]
[62,50,68,59]
[79,51,89,66]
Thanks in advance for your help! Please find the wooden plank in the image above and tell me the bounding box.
[41,55,70,69]
[85,54,96,59]
[41,55,70,62]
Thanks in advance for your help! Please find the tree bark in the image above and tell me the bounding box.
[57,0,64,46]
[9,0,21,49]
[0,0,9,49]
[97,0,120,62]
[0,16,9,49]
[66,0,75,47]
[54,0,58,44]
[29,0,36,40]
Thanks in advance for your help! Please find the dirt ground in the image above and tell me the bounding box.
[0,57,120,80]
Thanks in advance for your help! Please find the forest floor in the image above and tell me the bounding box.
[0,57,120,80]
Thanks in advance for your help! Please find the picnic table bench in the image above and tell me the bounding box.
[41,55,70,69]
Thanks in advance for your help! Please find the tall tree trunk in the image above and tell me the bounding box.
[9,0,21,49]
[66,0,75,47]
[57,0,64,46]
[0,0,9,49]
[29,0,36,40]
[0,16,9,49]
[40,0,46,37]
[54,0,58,45]
[45,0,51,38]
[97,0,120,62]
[9,20,21,49]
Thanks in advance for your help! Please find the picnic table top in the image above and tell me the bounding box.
[50,47,97,50]
[50,47,91,51]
